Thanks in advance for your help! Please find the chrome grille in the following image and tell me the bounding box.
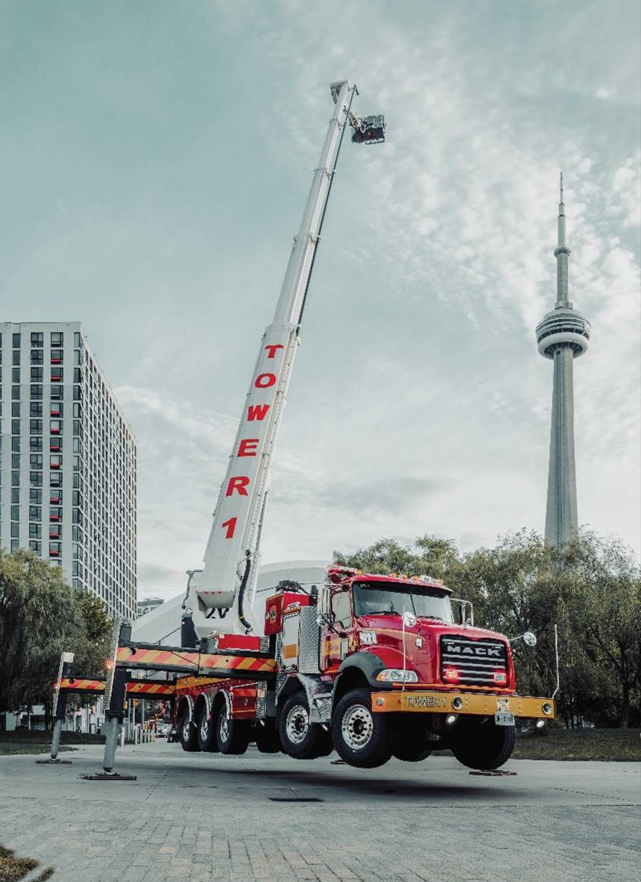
[440,636,508,687]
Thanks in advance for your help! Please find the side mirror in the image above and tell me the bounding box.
[523,631,537,647]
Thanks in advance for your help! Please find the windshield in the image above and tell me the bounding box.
[352,581,453,623]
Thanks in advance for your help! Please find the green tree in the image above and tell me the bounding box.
[0,549,114,726]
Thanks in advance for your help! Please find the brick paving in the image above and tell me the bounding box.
[1,743,639,882]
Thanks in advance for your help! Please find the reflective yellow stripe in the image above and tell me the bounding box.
[371,691,555,718]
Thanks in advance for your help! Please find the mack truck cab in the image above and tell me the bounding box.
[174,565,555,770]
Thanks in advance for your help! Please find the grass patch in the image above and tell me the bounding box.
[513,727,641,761]
[0,844,54,881]
[0,729,104,756]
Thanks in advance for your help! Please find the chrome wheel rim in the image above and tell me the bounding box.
[200,714,209,742]
[219,706,230,742]
[342,705,374,751]
[285,704,309,745]
[182,717,191,741]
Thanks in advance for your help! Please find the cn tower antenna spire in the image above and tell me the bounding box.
[555,171,570,306]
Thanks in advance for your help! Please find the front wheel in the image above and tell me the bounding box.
[393,717,433,763]
[278,692,328,759]
[331,688,396,769]
[450,717,515,770]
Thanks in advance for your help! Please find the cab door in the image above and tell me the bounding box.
[320,588,353,673]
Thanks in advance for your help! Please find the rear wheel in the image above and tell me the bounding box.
[331,688,396,768]
[393,717,433,763]
[450,717,515,770]
[215,701,251,755]
[279,692,328,759]
[196,702,218,752]
[178,708,199,752]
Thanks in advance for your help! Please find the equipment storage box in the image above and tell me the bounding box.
[264,592,313,635]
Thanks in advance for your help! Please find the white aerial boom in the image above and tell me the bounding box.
[182,81,385,644]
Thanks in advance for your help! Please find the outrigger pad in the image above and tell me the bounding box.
[80,772,137,781]
[469,769,517,777]
[35,758,72,765]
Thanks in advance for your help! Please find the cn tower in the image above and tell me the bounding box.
[536,175,591,547]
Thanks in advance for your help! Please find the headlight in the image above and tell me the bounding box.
[542,702,553,715]
[376,669,419,683]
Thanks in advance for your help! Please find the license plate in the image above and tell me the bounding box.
[494,711,515,726]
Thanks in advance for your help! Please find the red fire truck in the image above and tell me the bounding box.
[168,80,555,770]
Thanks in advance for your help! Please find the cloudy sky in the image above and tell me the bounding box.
[2,0,639,599]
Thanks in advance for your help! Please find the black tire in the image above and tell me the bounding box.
[178,709,199,752]
[196,702,219,753]
[393,717,433,763]
[450,717,516,770]
[278,691,328,759]
[215,700,251,755]
[254,722,282,754]
[331,688,396,769]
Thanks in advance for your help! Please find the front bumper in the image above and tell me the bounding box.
[370,690,555,719]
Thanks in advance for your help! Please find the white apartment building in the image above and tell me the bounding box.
[0,322,136,619]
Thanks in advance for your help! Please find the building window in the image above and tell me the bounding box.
[73,368,82,383]
[51,349,64,364]
[50,454,62,470]
[29,540,42,553]
[49,525,61,540]
[30,471,43,487]
[74,332,82,347]
[30,419,43,434]
[12,385,20,400]
[72,386,81,401]
[30,385,43,400]
[50,472,62,488]
[29,506,41,521]
[11,488,19,503]
[30,402,43,417]
[10,540,19,553]
[12,350,20,365]
[50,402,62,417]
[49,507,62,522]
[30,489,42,504]
[50,437,62,452]
[50,420,62,434]
[30,437,43,452]
[11,471,20,487]
[11,505,19,521]
[11,523,19,539]
[51,367,63,382]
[31,350,43,365]
[30,454,43,469]
[50,490,62,505]
[72,403,81,418]
[49,541,62,558]
[51,385,63,400]
[12,368,20,383]
[12,333,21,348]
[11,419,20,435]
[31,332,43,347]
[11,454,20,469]
[12,402,20,417]
[51,332,63,346]
[30,367,43,382]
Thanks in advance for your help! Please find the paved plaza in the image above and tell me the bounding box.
[1,741,639,882]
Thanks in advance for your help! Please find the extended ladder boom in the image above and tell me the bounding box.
[184,81,384,640]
